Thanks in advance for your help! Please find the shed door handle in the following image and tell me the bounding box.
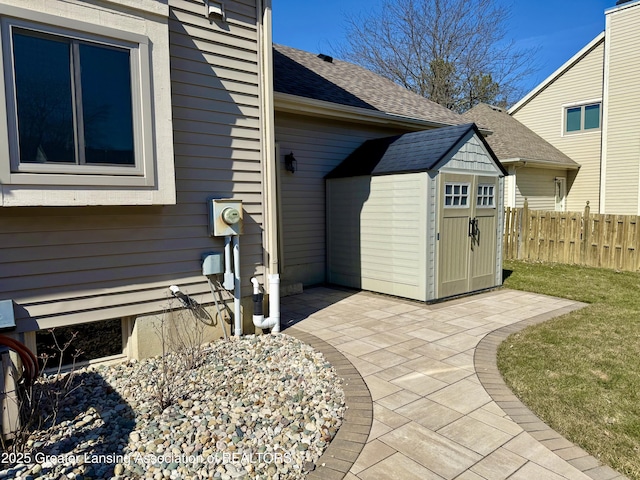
[469,217,478,237]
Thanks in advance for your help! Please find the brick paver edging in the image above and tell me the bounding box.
[474,300,629,480]
[285,327,373,480]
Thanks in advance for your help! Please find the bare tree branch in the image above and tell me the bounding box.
[336,0,539,112]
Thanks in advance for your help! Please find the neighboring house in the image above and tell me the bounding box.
[273,44,469,288]
[463,103,580,211]
[0,0,279,358]
[510,0,640,214]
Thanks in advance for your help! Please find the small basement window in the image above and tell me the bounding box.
[36,318,125,370]
[444,183,469,207]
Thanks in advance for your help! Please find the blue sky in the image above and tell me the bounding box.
[272,0,612,96]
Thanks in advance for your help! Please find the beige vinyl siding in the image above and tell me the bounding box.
[327,174,427,301]
[602,5,640,214]
[514,168,559,210]
[275,112,407,286]
[512,41,604,212]
[0,0,265,332]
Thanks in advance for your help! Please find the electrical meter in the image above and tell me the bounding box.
[208,198,243,236]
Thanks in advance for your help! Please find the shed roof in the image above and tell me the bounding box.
[462,103,580,169]
[273,44,465,127]
[326,123,506,179]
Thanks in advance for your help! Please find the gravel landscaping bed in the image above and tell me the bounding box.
[1,334,346,479]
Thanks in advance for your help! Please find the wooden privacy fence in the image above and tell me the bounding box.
[504,200,640,272]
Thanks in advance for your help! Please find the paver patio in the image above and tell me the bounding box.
[282,287,628,480]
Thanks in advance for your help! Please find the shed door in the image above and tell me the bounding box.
[438,173,499,298]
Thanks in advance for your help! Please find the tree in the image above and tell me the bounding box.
[337,0,538,112]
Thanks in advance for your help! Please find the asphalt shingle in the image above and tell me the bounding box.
[325,123,505,178]
[462,103,579,168]
[274,44,465,127]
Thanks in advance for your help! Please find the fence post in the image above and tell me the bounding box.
[582,201,591,265]
[519,198,529,260]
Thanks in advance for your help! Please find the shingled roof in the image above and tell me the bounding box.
[273,44,465,127]
[462,103,580,169]
[326,123,506,179]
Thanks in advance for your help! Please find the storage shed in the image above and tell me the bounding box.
[326,123,507,302]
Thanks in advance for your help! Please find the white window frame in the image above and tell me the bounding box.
[444,182,470,208]
[562,99,602,136]
[0,11,155,188]
[476,184,495,208]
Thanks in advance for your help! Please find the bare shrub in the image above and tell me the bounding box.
[149,297,212,412]
[1,329,83,455]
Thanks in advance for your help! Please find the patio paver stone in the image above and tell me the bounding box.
[284,287,628,480]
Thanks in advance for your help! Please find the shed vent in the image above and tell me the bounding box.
[317,53,333,63]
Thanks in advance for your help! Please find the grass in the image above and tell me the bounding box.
[499,260,640,480]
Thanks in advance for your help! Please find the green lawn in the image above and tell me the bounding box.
[499,260,640,480]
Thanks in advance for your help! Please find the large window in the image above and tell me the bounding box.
[565,102,601,134]
[0,6,176,203]
[0,4,175,206]
[4,22,144,178]
[13,29,135,168]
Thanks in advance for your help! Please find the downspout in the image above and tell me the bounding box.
[256,0,280,332]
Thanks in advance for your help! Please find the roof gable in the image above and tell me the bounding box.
[326,124,506,179]
[509,33,605,115]
[273,44,465,127]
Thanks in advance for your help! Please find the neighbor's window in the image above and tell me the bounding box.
[477,184,495,207]
[3,20,150,180]
[444,183,469,207]
[565,103,601,133]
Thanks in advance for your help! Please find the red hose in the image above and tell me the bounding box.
[0,334,39,386]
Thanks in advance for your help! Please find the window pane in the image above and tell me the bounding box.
[79,43,134,165]
[584,104,600,130]
[13,30,75,164]
[566,107,581,132]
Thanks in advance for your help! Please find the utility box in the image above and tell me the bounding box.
[202,252,224,276]
[208,198,243,236]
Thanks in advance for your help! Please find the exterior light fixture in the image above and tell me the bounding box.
[284,152,297,173]
[205,0,225,21]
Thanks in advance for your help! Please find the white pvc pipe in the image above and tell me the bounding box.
[250,275,280,332]
[223,235,234,290]
[232,235,242,337]
[269,274,280,333]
